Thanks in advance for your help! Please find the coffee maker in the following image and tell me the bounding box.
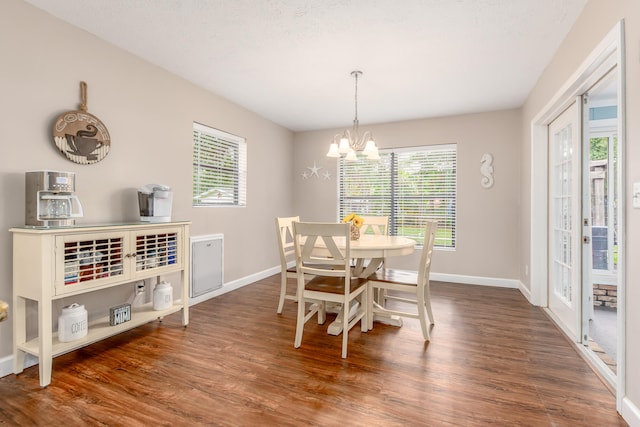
[138,184,172,223]
[25,171,84,227]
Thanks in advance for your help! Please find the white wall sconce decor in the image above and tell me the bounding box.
[480,153,494,189]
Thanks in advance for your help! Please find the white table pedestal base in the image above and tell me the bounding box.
[372,313,403,327]
[327,301,360,335]
[326,302,403,334]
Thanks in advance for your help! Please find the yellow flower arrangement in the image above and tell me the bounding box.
[342,213,364,228]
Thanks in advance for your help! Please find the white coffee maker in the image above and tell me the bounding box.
[138,184,172,223]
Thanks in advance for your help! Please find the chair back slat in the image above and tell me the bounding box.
[293,222,351,279]
[276,216,299,267]
[359,215,389,236]
[417,220,437,285]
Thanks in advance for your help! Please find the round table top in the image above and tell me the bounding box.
[314,234,416,258]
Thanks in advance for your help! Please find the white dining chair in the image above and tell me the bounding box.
[366,220,437,340]
[357,215,389,277]
[292,221,368,358]
[275,216,301,314]
[359,215,389,236]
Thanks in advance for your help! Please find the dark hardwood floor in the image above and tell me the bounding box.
[0,277,627,426]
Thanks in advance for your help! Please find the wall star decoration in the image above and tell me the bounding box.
[307,161,322,177]
[480,153,494,189]
[301,161,331,181]
[53,81,111,165]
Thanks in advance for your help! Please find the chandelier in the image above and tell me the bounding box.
[326,70,380,161]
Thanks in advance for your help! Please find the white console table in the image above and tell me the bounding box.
[10,221,191,387]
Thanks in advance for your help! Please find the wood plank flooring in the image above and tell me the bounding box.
[0,277,627,426]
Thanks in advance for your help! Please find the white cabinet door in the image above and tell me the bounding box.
[131,226,183,278]
[55,231,129,296]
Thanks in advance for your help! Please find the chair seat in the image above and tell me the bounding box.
[369,268,418,286]
[307,276,367,294]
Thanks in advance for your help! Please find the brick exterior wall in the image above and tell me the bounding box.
[593,284,617,309]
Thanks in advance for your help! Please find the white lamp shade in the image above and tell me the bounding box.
[338,137,351,154]
[345,149,358,161]
[363,139,377,154]
[366,146,380,160]
[326,143,340,157]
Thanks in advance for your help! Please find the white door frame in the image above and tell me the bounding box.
[529,21,625,408]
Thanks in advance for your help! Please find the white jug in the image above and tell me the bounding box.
[153,281,173,311]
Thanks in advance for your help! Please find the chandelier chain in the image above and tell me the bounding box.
[354,71,359,124]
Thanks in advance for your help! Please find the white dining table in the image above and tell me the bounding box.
[311,234,416,335]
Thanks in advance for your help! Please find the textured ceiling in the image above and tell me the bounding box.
[24,0,588,132]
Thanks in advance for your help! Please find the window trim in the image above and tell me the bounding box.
[192,122,247,207]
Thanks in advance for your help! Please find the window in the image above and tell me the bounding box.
[338,144,456,248]
[589,131,618,277]
[192,122,247,207]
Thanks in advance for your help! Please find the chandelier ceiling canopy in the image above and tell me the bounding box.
[326,71,379,161]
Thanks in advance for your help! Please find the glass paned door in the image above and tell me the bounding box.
[548,100,581,340]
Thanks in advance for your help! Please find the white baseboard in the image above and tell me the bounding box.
[622,397,640,427]
[430,272,520,289]
[517,280,533,303]
[190,270,524,308]
[0,355,12,378]
[189,266,280,306]
[0,353,38,379]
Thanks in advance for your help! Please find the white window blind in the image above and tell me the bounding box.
[339,144,456,248]
[193,122,247,207]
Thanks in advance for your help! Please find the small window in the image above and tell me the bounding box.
[192,122,247,207]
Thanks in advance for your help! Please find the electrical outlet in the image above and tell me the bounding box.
[131,281,146,307]
[135,281,146,295]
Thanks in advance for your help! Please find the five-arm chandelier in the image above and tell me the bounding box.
[326,70,380,161]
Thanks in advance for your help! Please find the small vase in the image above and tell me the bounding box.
[350,223,360,240]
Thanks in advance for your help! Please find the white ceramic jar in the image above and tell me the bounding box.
[58,303,88,342]
[153,281,173,311]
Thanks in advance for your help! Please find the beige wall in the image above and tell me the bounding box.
[4,0,640,421]
[293,110,521,279]
[519,0,640,415]
[0,1,293,359]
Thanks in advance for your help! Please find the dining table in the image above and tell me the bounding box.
[311,233,417,335]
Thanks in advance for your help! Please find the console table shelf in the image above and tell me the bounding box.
[10,221,191,387]
[17,301,184,358]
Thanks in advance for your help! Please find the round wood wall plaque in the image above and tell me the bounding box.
[53,82,111,165]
